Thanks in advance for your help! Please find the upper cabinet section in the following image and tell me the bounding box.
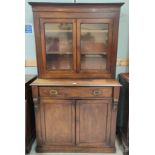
[29,3,123,79]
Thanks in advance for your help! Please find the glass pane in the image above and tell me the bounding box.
[45,23,73,70]
[80,23,108,70]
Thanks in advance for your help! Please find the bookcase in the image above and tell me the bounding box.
[29,3,123,153]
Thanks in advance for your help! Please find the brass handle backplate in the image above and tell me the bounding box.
[49,89,58,96]
[92,89,102,96]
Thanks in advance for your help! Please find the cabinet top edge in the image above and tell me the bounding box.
[29,2,124,12]
[30,78,121,87]
[28,2,124,7]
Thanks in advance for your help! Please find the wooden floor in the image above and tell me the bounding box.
[27,137,124,155]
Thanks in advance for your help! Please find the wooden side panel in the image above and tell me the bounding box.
[110,87,120,146]
[33,12,43,76]
[110,12,120,76]
[40,99,75,145]
[31,86,42,146]
[76,100,111,147]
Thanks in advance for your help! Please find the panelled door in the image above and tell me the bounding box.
[77,19,113,75]
[40,99,75,145]
[39,99,111,146]
[76,100,112,147]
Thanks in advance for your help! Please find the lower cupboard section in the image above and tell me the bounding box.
[35,98,117,152]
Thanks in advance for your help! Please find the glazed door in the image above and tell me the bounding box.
[40,19,76,75]
[76,100,112,147]
[77,19,113,75]
[40,99,75,145]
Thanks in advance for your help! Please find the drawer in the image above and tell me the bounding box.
[39,87,112,98]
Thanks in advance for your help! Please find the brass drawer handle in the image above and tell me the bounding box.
[92,89,102,96]
[49,89,58,96]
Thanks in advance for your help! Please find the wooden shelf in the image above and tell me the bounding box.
[46,52,72,54]
[45,30,108,33]
[46,52,106,55]
[81,55,106,70]
[46,54,107,70]
[45,30,72,33]
[81,52,107,55]
[81,30,108,33]
[46,55,72,70]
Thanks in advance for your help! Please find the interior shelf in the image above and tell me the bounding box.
[46,52,107,55]
[81,30,108,33]
[81,55,107,70]
[46,54,106,70]
[45,30,72,33]
[46,52,72,54]
[46,55,73,70]
[81,52,107,55]
[45,30,108,33]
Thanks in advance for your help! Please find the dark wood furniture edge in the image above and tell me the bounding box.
[117,128,129,155]
[117,73,129,155]
[26,133,35,153]
[25,75,37,153]
[29,2,124,7]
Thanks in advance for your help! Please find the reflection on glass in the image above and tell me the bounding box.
[80,23,108,70]
[81,55,106,70]
[45,23,73,70]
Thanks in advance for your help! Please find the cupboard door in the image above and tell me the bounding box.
[76,100,111,147]
[77,19,113,74]
[40,99,75,145]
[40,19,76,74]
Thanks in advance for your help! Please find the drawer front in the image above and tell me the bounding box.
[39,87,112,98]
